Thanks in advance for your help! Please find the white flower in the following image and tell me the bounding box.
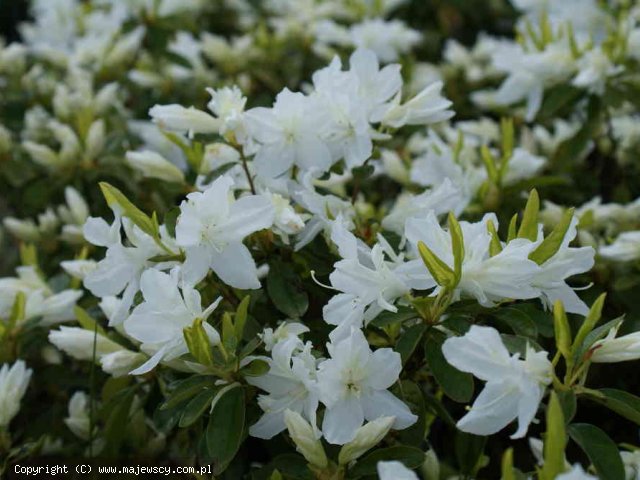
[248,337,319,439]
[64,392,91,440]
[123,268,222,375]
[591,325,640,363]
[323,221,410,341]
[531,216,595,315]
[349,19,421,63]
[599,231,640,263]
[245,88,332,178]
[503,148,546,186]
[175,174,275,287]
[317,328,416,445]
[83,213,166,325]
[442,325,552,438]
[149,104,220,137]
[381,81,454,128]
[400,212,542,306]
[206,86,247,137]
[261,322,310,352]
[377,460,419,480]
[125,150,186,183]
[573,48,622,95]
[622,450,640,480]
[270,192,306,241]
[0,360,32,428]
[61,260,97,280]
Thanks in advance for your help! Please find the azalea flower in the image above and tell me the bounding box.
[399,211,541,306]
[323,220,410,341]
[442,325,552,438]
[599,231,640,263]
[316,328,416,445]
[247,337,319,439]
[175,174,274,288]
[377,461,419,480]
[123,268,222,375]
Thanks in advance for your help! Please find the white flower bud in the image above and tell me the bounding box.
[85,119,106,161]
[64,392,90,440]
[3,217,40,242]
[149,104,221,137]
[48,326,123,361]
[592,328,640,363]
[0,360,32,428]
[104,27,146,69]
[381,81,454,128]
[94,83,119,114]
[272,193,305,236]
[125,150,185,183]
[22,141,62,169]
[377,460,419,480]
[61,260,97,280]
[338,416,395,465]
[100,350,145,377]
[58,187,89,225]
[283,409,327,468]
[381,149,409,184]
[49,121,80,165]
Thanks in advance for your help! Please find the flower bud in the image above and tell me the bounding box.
[592,330,640,363]
[85,119,106,161]
[0,360,32,428]
[3,217,40,242]
[100,350,145,377]
[126,150,185,183]
[64,392,90,440]
[48,326,123,361]
[149,104,220,137]
[22,141,62,169]
[104,26,145,69]
[59,187,89,225]
[283,409,327,468]
[338,416,395,465]
[61,260,97,280]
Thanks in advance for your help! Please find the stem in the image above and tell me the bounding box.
[240,152,256,195]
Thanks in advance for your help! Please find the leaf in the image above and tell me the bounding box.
[418,241,456,289]
[160,375,216,411]
[235,295,251,339]
[206,385,246,474]
[553,300,571,359]
[455,431,486,475]
[179,388,218,428]
[349,446,424,478]
[201,162,238,185]
[571,293,606,360]
[183,318,215,366]
[517,189,539,241]
[266,260,309,318]
[581,388,640,426]
[396,323,427,365]
[164,207,180,238]
[557,390,577,424]
[486,219,503,256]
[397,381,427,446]
[369,306,419,328]
[529,208,574,265]
[448,213,465,284]
[501,448,515,480]
[268,454,313,480]
[99,182,156,238]
[553,96,601,168]
[102,387,136,455]
[568,423,625,480]
[539,392,566,480]
[239,358,270,377]
[424,330,474,403]
[493,307,538,339]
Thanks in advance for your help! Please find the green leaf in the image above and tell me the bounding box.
[201,162,238,185]
[206,385,246,474]
[349,446,424,478]
[266,260,309,318]
[539,392,566,480]
[235,295,251,340]
[102,387,136,455]
[529,208,575,265]
[179,388,218,428]
[99,182,156,238]
[222,312,238,354]
[369,306,419,328]
[183,318,215,366]
[486,219,503,256]
[501,448,515,480]
[480,144,499,183]
[448,213,465,284]
[553,96,602,169]
[517,189,539,241]
[553,300,571,359]
[568,423,625,480]
[425,330,474,403]
[455,431,486,475]
[164,207,180,238]
[239,358,270,377]
[557,390,577,424]
[507,213,518,242]
[571,293,606,360]
[581,388,640,426]
[493,307,538,339]
[417,241,456,289]
[160,375,216,411]
[396,323,427,365]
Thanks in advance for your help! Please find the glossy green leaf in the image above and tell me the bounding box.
[568,423,625,480]
[206,385,246,474]
[266,260,309,318]
[425,330,474,403]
